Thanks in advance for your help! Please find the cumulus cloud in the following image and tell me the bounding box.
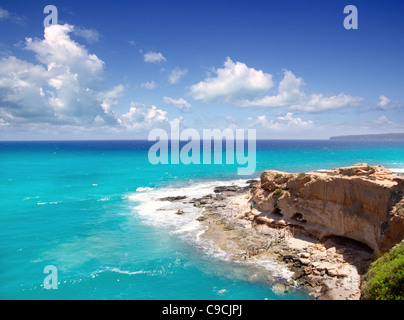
[190,57,273,102]
[163,96,191,111]
[190,58,363,112]
[98,84,125,114]
[377,95,404,110]
[0,24,171,133]
[0,24,107,125]
[168,67,188,84]
[239,70,363,112]
[117,103,168,130]
[143,51,166,63]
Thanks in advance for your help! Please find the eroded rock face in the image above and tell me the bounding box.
[251,164,404,255]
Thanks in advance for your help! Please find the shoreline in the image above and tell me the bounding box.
[187,183,372,300]
[139,166,403,300]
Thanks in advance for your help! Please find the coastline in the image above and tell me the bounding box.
[189,183,371,300]
[139,166,404,300]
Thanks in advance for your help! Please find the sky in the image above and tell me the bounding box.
[0,0,403,140]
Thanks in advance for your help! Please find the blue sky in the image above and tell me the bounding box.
[0,0,403,140]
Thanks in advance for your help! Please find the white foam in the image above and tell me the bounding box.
[127,178,249,237]
[126,177,293,280]
[37,201,61,205]
[390,168,404,173]
[247,257,294,281]
[109,267,150,275]
[136,187,154,192]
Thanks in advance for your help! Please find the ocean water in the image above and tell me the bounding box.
[0,140,403,300]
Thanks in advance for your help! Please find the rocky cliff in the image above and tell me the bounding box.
[251,163,404,256]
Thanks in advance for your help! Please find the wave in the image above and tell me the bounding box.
[136,187,154,192]
[97,197,110,202]
[390,168,404,174]
[126,177,293,281]
[109,267,150,275]
[37,201,62,205]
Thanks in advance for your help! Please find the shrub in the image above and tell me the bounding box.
[361,241,404,300]
[274,173,283,179]
[297,172,306,179]
[273,189,284,196]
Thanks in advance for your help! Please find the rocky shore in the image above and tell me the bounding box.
[158,164,404,299]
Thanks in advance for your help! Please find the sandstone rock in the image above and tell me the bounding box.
[251,164,404,255]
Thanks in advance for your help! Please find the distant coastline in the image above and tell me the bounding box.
[330,133,404,141]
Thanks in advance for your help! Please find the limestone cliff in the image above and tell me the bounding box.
[251,164,404,255]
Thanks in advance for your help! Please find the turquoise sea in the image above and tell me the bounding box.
[1,140,403,300]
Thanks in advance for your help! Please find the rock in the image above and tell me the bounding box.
[272,283,288,295]
[252,164,404,255]
[214,186,240,193]
[292,270,304,280]
[300,252,310,258]
[326,266,339,277]
[175,209,185,215]
[299,258,311,265]
[283,254,297,261]
[159,196,186,202]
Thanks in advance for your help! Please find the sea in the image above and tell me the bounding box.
[1,140,403,300]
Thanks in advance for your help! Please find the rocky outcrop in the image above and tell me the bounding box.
[251,164,404,256]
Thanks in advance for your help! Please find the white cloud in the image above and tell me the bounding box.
[294,93,363,112]
[190,59,363,112]
[0,24,175,135]
[144,51,166,63]
[377,95,390,108]
[72,26,100,43]
[168,67,188,84]
[190,57,273,102]
[373,115,394,125]
[254,112,314,130]
[377,95,404,110]
[163,96,191,111]
[239,70,305,107]
[141,81,158,90]
[0,24,117,126]
[25,24,104,86]
[239,70,363,112]
[98,84,125,114]
[117,103,168,130]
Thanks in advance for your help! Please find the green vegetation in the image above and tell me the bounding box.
[273,189,284,196]
[361,241,404,300]
[390,189,400,198]
[274,173,283,179]
[297,172,306,179]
